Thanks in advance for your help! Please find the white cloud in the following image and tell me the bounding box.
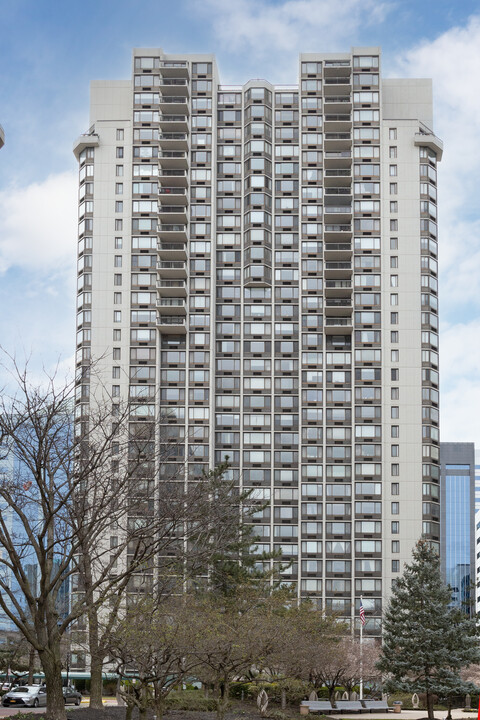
[0,171,77,275]
[193,0,390,81]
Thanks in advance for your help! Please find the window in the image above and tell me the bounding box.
[391,312,398,324]
[391,387,399,400]
[390,256,398,269]
[115,201,123,212]
[391,521,399,534]
[113,292,122,304]
[115,237,123,249]
[392,560,400,572]
[391,331,398,343]
[113,348,121,360]
[391,483,399,495]
[391,369,399,381]
[391,445,399,457]
[391,406,399,418]
[112,385,120,397]
[389,128,397,140]
[390,219,398,231]
[116,165,124,176]
[390,294,398,306]
[389,146,397,158]
[390,275,398,287]
[390,201,398,213]
[113,329,121,340]
[391,426,399,438]
[112,367,120,378]
[116,129,124,141]
[391,464,399,476]
[115,219,123,231]
[114,274,122,286]
[390,182,397,194]
[390,237,398,249]
[115,183,123,194]
[389,165,397,176]
[114,256,122,267]
[113,311,121,322]
[392,540,400,552]
[116,147,124,158]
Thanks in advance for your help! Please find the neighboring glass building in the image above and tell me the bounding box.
[440,442,475,614]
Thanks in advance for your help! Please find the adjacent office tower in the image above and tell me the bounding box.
[440,443,475,614]
[73,47,442,639]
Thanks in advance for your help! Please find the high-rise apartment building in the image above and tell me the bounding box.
[440,443,475,614]
[73,47,442,639]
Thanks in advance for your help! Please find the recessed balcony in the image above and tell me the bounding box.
[159,114,188,132]
[324,223,352,241]
[323,114,352,133]
[323,96,352,113]
[323,242,352,260]
[158,205,188,224]
[324,132,351,152]
[324,261,352,278]
[159,62,189,79]
[158,169,188,186]
[158,132,188,150]
[157,279,187,296]
[156,297,186,314]
[157,315,187,334]
[157,260,187,278]
[159,78,189,96]
[159,96,189,114]
[324,204,352,223]
[323,169,352,187]
[324,298,353,316]
[324,279,352,297]
[158,150,188,169]
[158,223,187,241]
[158,186,188,204]
[157,241,187,261]
[324,151,352,169]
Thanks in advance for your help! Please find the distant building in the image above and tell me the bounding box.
[0,124,4,150]
[440,442,475,614]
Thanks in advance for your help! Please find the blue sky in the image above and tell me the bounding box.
[0,0,480,443]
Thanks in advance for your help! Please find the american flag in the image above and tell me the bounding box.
[359,597,366,626]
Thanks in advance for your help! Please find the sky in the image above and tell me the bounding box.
[0,0,479,443]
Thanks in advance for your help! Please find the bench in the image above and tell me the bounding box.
[300,700,336,714]
[362,700,392,713]
[334,700,365,713]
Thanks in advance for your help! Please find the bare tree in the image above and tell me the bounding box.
[0,357,249,720]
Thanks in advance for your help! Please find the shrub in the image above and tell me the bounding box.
[166,690,217,712]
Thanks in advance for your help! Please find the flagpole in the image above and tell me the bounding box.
[359,597,364,701]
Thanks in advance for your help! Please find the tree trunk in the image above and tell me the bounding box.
[39,646,67,720]
[217,680,230,720]
[281,687,287,710]
[154,694,167,720]
[125,703,133,720]
[28,646,35,684]
[446,697,452,720]
[426,691,435,720]
[89,646,105,709]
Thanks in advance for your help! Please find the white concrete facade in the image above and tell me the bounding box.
[73,47,441,647]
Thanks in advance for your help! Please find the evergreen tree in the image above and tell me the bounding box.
[378,539,480,720]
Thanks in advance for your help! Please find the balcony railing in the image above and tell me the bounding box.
[325,224,351,232]
[159,186,187,194]
[324,206,352,213]
[324,96,351,103]
[160,96,188,104]
[324,77,351,84]
[325,114,351,121]
[325,152,351,159]
[159,133,187,141]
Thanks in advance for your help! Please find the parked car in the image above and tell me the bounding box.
[63,686,82,705]
[2,685,47,707]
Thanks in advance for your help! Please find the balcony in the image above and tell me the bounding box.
[158,204,187,224]
[158,223,187,241]
[158,132,188,150]
[73,132,99,160]
[323,96,352,113]
[324,223,352,240]
[159,62,189,79]
[156,297,186,314]
[159,114,188,131]
[157,241,187,261]
[324,132,351,152]
[158,186,188,204]
[159,95,189,114]
[158,169,188,186]
[324,279,352,297]
[323,114,352,133]
[324,151,352,169]
[324,242,352,260]
[157,315,187,334]
[158,150,188,169]
[157,260,187,278]
[157,279,187,297]
[323,169,351,188]
[324,261,352,278]
[324,298,353,316]
[414,132,443,161]
[159,78,189,96]
[324,204,352,222]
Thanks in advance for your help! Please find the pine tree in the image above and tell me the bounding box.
[378,539,480,720]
